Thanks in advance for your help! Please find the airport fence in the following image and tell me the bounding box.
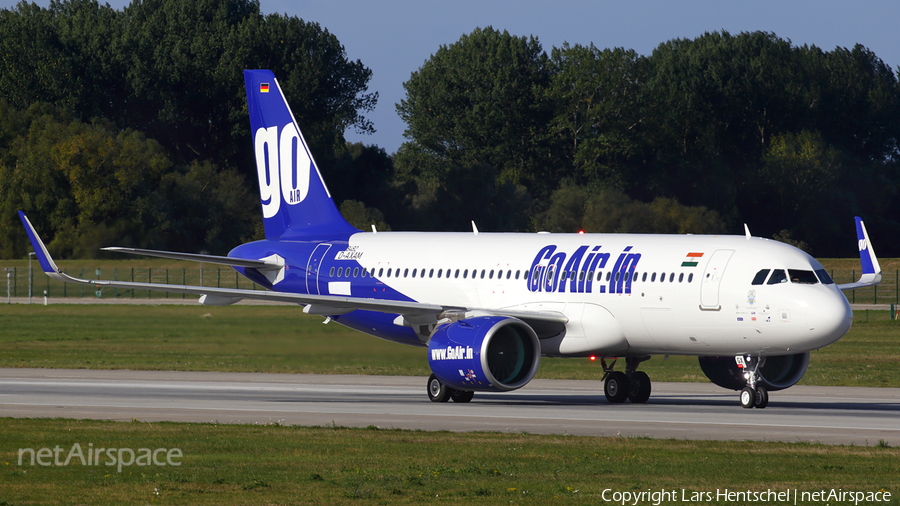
[0,266,260,301]
[0,266,897,305]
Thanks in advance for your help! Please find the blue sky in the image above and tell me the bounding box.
[5,0,899,154]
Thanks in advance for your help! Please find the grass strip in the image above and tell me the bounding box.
[0,305,898,387]
[1,418,897,505]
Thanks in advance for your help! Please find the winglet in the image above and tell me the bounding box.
[856,216,880,276]
[17,211,64,279]
[837,216,882,290]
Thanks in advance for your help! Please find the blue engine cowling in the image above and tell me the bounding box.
[427,316,540,392]
[698,352,810,391]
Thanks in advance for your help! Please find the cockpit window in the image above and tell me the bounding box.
[815,269,835,285]
[766,269,788,285]
[751,269,770,285]
[788,269,818,284]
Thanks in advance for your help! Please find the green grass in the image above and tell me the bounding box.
[0,418,897,505]
[0,305,898,387]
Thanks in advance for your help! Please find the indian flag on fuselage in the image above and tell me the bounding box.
[681,252,703,267]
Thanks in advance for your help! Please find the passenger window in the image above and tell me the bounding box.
[606,272,611,281]
[464,269,469,279]
[789,269,818,284]
[378,268,383,277]
[688,273,693,283]
[751,269,770,285]
[506,270,511,279]
[411,268,417,278]
[767,269,788,285]
[330,267,335,276]
[678,273,684,282]
[353,267,359,277]
[651,272,656,282]
[642,272,647,282]
[815,269,834,285]
[515,270,520,279]
[669,273,675,282]
[437,269,443,278]
[489,270,494,279]
[455,269,460,278]
[660,272,666,282]
[404,268,409,278]
[480,270,486,279]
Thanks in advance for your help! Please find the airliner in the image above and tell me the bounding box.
[19,69,882,409]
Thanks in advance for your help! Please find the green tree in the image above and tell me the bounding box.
[396,27,552,188]
[339,200,390,231]
[0,0,377,174]
[0,102,257,258]
[545,43,646,187]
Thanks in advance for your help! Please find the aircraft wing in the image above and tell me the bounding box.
[837,216,882,291]
[18,212,568,326]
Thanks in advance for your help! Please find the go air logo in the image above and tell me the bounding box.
[431,345,474,361]
[527,244,641,294]
[254,123,311,218]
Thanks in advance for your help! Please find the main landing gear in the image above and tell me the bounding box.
[427,374,474,403]
[601,356,651,404]
[736,355,769,409]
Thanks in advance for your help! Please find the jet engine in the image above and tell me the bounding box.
[427,316,540,392]
[698,352,810,391]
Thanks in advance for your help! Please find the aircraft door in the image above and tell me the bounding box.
[700,249,734,310]
[306,243,331,295]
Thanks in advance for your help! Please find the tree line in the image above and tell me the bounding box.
[0,0,375,257]
[391,27,900,257]
[1,2,898,258]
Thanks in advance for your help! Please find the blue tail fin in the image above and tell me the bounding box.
[243,69,357,239]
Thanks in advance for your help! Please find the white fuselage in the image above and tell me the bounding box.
[330,231,852,358]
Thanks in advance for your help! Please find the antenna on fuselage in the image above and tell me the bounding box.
[744,224,751,239]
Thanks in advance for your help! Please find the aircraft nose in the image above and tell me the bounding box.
[807,288,853,348]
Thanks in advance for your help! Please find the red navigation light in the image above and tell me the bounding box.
[589,355,596,361]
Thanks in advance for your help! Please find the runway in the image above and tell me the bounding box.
[1,368,898,446]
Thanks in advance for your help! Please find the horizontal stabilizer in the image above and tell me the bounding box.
[101,247,283,269]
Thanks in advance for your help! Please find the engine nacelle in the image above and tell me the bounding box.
[428,316,540,392]
[698,352,810,391]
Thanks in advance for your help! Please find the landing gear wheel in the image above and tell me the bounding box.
[627,371,652,403]
[740,386,756,409]
[427,374,450,402]
[449,389,475,403]
[754,386,769,409]
[604,371,630,403]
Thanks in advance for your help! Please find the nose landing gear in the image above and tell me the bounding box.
[736,355,769,409]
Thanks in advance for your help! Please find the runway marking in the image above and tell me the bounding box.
[2,400,898,433]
